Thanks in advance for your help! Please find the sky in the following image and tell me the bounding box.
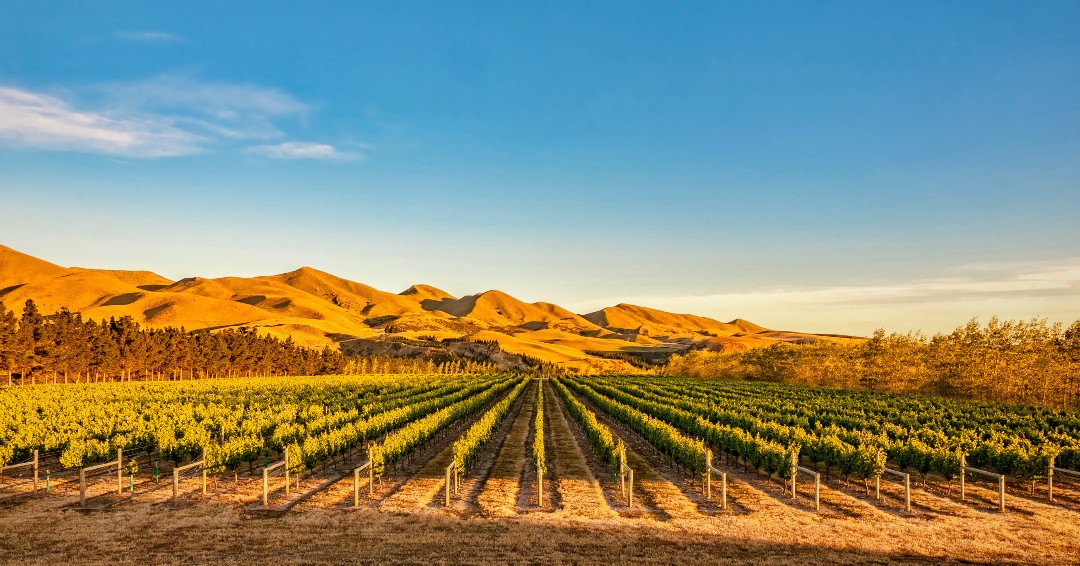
[1,1,1078,336]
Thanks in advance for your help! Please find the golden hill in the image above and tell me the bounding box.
[0,244,70,288]
[400,284,455,302]
[0,244,861,371]
[583,303,763,337]
[430,290,601,333]
[70,268,174,290]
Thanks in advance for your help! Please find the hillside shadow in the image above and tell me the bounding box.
[102,292,144,306]
[363,315,398,327]
[143,303,171,319]
[420,296,459,312]
[0,283,25,297]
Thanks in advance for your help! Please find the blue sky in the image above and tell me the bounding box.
[1,1,1078,335]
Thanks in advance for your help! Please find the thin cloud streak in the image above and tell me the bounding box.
[0,77,352,159]
[0,87,203,157]
[112,31,185,43]
[247,141,362,160]
[96,73,309,140]
[99,74,308,118]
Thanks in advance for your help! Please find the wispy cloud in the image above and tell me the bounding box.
[0,75,355,159]
[95,73,309,140]
[569,259,1080,335]
[112,31,185,43]
[0,87,203,157]
[247,141,362,160]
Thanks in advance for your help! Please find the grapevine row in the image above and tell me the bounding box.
[596,376,1075,481]
[533,379,545,473]
[240,378,507,472]
[585,379,886,479]
[370,376,526,476]
[552,377,621,474]
[641,377,1069,478]
[452,378,530,471]
[557,378,708,475]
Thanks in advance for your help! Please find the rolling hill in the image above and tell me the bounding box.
[0,244,861,371]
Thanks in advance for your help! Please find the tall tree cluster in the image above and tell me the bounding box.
[0,300,345,382]
[0,300,508,383]
[665,317,1080,409]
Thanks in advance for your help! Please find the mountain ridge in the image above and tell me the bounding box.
[0,244,862,372]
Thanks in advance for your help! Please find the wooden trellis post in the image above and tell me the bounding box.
[790,450,821,512]
[705,449,727,510]
[445,461,457,506]
[354,467,360,507]
[353,448,375,508]
[618,446,634,507]
[1048,463,1053,502]
[812,468,820,507]
[790,449,798,498]
[1,451,41,494]
[171,451,205,505]
[904,473,911,511]
[960,455,966,501]
[262,447,289,508]
[78,449,123,506]
[1049,466,1080,503]
[999,475,1005,513]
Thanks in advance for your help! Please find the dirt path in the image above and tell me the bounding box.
[563,384,705,522]
[442,383,529,516]
[474,379,535,516]
[517,379,556,513]
[371,391,515,513]
[545,383,618,520]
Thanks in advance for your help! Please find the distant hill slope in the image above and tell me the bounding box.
[428,290,602,333]
[584,303,765,337]
[0,244,861,371]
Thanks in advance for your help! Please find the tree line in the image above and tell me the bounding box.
[664,317,1080,409]
[0,300,499,384]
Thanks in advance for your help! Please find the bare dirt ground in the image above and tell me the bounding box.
[449,383,530,517]
[2,378,1080,565]
[475,380,535,516]
[544,381,619,520]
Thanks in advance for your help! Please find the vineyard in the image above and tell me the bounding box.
[3,374,1080,564]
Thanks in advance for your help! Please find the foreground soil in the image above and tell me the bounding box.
[0,496,1068,566]
[4,467,1077,566]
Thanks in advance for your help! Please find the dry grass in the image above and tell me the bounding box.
[3,493,1073,565]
